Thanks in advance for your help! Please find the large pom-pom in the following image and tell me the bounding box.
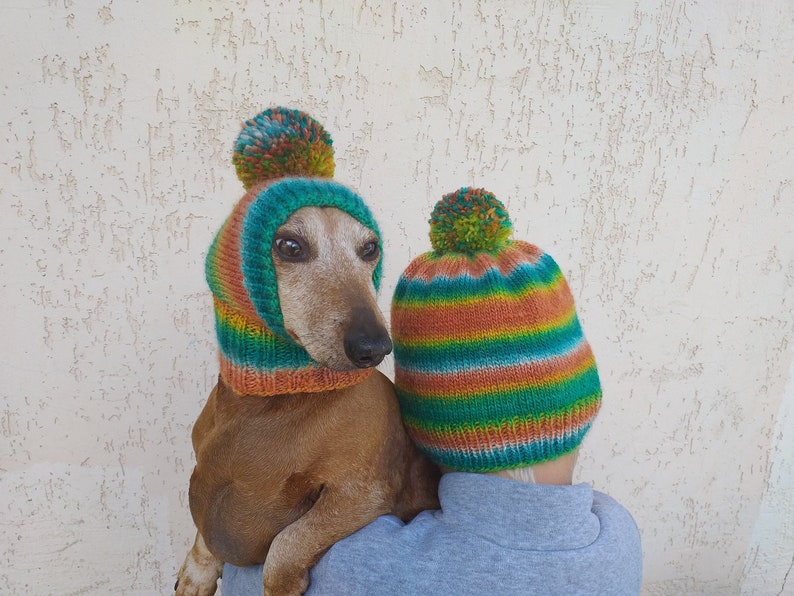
[429,188,512,255]
[232,107,335,190]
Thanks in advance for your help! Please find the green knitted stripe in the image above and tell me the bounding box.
[401,392,600,454]
[396,364,601,426]
[417,423,593,472]
[240,178,382,337]
[214,312,314,370]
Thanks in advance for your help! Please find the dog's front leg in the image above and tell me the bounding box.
[175,532,224,596]
[263,483,387,596]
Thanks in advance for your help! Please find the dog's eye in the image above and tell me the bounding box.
[274,237,305,260]
[360,241,379,262]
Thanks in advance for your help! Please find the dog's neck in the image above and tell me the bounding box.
[213,297,372,397]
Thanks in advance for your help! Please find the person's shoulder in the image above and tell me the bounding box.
[587,489,640,543]
[307,512,438,596]
[589,489,643,592]
[326,513,406,552]
[591,489,639,527]
[316,510,437,560]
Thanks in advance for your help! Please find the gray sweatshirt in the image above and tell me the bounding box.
[221,472,643,595]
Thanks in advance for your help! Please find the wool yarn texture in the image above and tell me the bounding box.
[391,188,602,472]
[205,107,382,396]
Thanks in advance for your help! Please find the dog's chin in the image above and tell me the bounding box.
[305,342,388,371]
[284,330,348,370]
[312,354,362,372]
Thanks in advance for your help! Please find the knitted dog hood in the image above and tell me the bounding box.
[205,108,382,396]
[391,188,602,472]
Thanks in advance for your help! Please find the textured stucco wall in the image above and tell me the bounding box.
[2,1,793,594]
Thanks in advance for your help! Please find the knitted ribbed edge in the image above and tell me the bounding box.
[205,177,382,338]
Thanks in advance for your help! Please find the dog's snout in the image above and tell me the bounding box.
[344,332,392,368]
[344,308,392,369]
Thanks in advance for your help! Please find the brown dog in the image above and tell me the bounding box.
[175,206,440,596]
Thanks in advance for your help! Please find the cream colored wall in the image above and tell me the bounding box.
[2,1,792,594]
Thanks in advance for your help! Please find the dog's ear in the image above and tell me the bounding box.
[216,374,235,401]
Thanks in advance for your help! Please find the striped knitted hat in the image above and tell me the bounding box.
[391,188,602,472]
[205,107,382,396]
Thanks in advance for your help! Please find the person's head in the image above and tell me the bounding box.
[390,188,602,483]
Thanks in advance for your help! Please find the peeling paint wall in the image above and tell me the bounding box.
[2,1,792,594]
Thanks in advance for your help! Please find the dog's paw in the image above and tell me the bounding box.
[175,555,223,596]
[176,533,224,596]
[174,573,219,596]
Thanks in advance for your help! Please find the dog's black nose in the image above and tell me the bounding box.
[344,332,393,368]
[344,308,393,368]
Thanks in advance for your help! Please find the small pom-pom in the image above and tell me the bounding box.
[232,107,335,189]
[429,188,512,255]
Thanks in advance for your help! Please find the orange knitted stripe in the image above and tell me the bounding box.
[213,189,262,321]
[408,241,544,282]
[219,353,372,396]
[392,280,575,340]
[397,342,596,398]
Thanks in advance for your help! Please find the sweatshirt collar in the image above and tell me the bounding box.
[438,472,600,550]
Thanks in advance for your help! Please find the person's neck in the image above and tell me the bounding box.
[489,450,578,485]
